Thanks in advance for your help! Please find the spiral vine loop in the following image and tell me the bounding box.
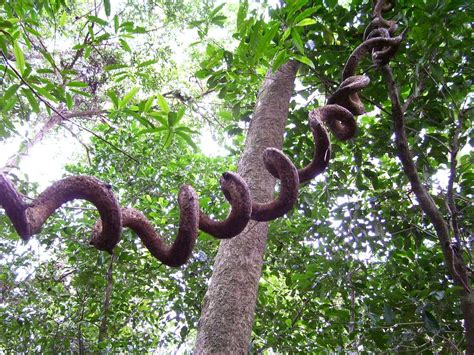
[0,0,403,267]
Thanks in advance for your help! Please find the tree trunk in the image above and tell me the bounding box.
[194,60,299,353]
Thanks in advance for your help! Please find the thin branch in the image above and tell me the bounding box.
[98,253,117,345]
[65,29,91,71]
[381,64,470,293]
[360,93,391,115]
[402,73,426,113]
[0,51,139,164]
[61,123,94,166]
[447,110,464,247]
[1,109,108,172]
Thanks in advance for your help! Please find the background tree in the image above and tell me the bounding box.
[0,0,472,353]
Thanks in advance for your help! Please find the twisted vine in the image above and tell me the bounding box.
[0,0,402,267]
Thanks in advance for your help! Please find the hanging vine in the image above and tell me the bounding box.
[0,0,403,267]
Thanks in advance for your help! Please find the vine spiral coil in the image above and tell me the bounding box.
[0,0,402,267]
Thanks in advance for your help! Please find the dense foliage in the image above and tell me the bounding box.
[0,0,472,352]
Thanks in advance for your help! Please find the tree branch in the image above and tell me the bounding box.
[1,109,107,173]
[98,253,117,345]
[447,110,464,247]
[381,64,470,293]
[0,51,139,164]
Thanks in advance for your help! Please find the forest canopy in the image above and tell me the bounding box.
[0,0,472,352]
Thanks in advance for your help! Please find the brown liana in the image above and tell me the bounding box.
[0,0,402,267]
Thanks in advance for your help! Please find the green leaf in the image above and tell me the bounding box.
[293,55,314,69]
[148,111,168,126]
[143,97,154,113]
[291,28,305,53]
[211,15,227,27]
[176,130,198,151]
[209,3,225,18]
[176,106,185,123]
[237,0,248,29]
[137,126,168,136]
[84,45,91,59]
[195,69,211,79]
[4,84,20,101]
[113,15,119,33]
[21,88,40,113]
[293,6,322,24]
[2,96,17,113]
[162,130,174,148]
[24,25,41,37]
[119,39,131,52]
[13,40,25,75]
[134,26,147,34]
[104,0,111,17]
[136,59,157,68]
[257,22,279,55]
[272,50,289,71]
[88,16,108,26]
[286,0,309,22]
[65,92,73,110]
[136,115,154,128]
[30,84,58,102]
[69,88,91,98]
[281,27,291,42]
[174,126,196,134]
[119,87,139,108]
[156,94,170,113]
[59,12,67,27]
[295,18,317,27]
[104,63,128,71]
[107,90,119,108]
[168,111,177,127]
[94,33,111,43]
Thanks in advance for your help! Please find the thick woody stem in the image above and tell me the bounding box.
[0,175,29,238]
[121,185,199,267]
[92,185,199,267]
[199,172,251,239]
[297,118,331,184]
[0,174,122,252]
[327,75,370,116]
[251,148,299,221]
[315,104,357,141]
[343,34,405,80]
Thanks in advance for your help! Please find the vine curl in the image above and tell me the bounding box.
[0,0,403,267]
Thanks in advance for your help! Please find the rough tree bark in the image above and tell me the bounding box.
[194,60,299,353]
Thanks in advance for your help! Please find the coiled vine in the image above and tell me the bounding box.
[0,0,402,267]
